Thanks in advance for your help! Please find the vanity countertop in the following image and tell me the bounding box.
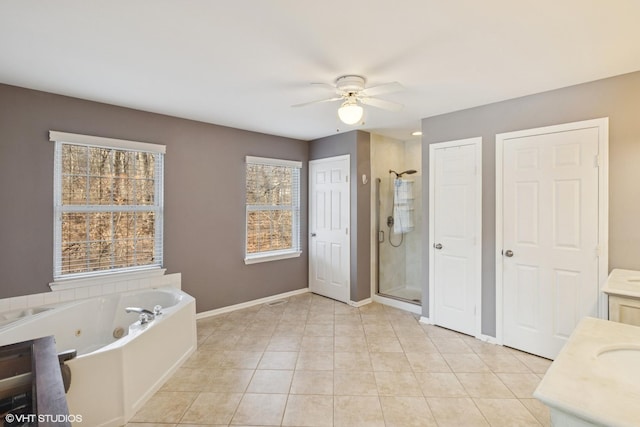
[534,317,640,427]
[602,268,640,298]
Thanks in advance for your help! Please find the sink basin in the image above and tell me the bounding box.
[596,346,640,386]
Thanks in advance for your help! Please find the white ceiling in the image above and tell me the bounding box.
[1,1,640,141]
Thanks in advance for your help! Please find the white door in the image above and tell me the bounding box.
[309,156,350,303]
[500,123,602,359]
[430,138,482,336]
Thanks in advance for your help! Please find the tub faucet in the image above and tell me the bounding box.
[126,307,155,324]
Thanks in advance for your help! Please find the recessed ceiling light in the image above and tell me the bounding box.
[411,131,422,136]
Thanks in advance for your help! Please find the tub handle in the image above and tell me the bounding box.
[153,305,163,316]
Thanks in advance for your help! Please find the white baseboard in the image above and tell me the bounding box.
[419,316,433,325]
[349,298,372,308]
[476,333,499,345]
[373,294,422,315]
[196,288,310,319]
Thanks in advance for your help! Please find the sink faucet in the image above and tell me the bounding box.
[126,307,155,324]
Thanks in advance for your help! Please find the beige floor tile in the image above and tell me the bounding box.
[180,392,242,425]
[370,352,412,371]
[334,395,385,427]
[244,322,276,336]
[456,373,515,398]
[366,335,403,352]
[206,369,254,393]
[474,398,541,426]
[231,393,287,426]
[443,353,491,373]
[334,313,362,325]
[233,335,271,351]
[477,353,531,373]
[334,303,360,315]
[290,370,334,395]
[415,372,468,397]
[306,312,335,325]
[220,351,263,369]
[510,351,553,374]
[334,352,373,371]
[273,321,306,337]
[258,351,298,370]
[125,423,178,427]
[182,351,225,369]
[282,395,333,427]
[427,397,489,426]
[432,337,474,353]
[520,398,551,427]
[406,352,452,373]
[301,335,334,351]
[296,351,334,370]
[464,338,510,355]
[398,336,439,353]
[364,322,396,336]
[130,391,197,423]
[334,371,378,396]
[304,323,334,336]
[496,373,542,398]
[160,368,214,392]
[334,334,367,352]
[334,323,365,337]
[266,335,302,352]
[421,325,467,340]
[380,396,437,427]
[202,333,240,349]
[246,369,294,393]
[375,371,423,396]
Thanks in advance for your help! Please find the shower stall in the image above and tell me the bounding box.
[372,135,423,305]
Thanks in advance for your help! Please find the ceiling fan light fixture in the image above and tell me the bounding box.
[337,100,364,125]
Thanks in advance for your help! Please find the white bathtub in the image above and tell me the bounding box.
[0,286,197,427]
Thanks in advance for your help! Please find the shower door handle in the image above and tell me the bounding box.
[434,243,443,250]
[310,233,316,237]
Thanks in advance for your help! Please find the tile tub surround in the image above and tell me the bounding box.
[535,317,640,427]
[126,294,551,426]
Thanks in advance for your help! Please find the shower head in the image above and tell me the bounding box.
[389,169,418,178]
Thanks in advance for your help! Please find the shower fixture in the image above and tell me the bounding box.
[389,169,417,178]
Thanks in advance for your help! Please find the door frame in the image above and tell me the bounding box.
[428,137,483,338]
[308,154,351,303]
[495,118,609,345]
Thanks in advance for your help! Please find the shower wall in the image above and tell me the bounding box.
[371,134,422,303]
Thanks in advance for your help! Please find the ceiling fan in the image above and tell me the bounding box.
[293,75,404,125]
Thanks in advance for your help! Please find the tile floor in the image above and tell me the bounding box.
[126,293,552,427]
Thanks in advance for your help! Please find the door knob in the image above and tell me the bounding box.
[434,243,443,250]
[504,249,514,257]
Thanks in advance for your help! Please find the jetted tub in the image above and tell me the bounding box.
[0,286,197,426]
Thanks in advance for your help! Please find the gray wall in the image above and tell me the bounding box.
[309,131,372,302]
[421,70,640,336]
[0,84,309,313]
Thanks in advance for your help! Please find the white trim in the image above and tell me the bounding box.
[477,334,499,345]
[246,155,302,168]
[419,316,433,325]
[495,117,609,346]
[348,298,372,308]
[49,268,166,291]
[372,294,421,315]
[428,137,483,337]
[308,154,350,164]
[49,130,166,153]
[244,250,302,264]
[196,288,310,319]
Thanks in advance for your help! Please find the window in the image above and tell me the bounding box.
[50,131,165,279]
[245,156,302,264]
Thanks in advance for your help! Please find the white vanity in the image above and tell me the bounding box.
[602,269,640,326]
[535,269,640,426]
[534,317,640,427]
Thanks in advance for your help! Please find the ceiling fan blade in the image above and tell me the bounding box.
[360,81,404,97]
[359,97,404,111]
[291,97,343,108]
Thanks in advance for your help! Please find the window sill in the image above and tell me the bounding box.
[49,267,166,291]
[244,251,302,265]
